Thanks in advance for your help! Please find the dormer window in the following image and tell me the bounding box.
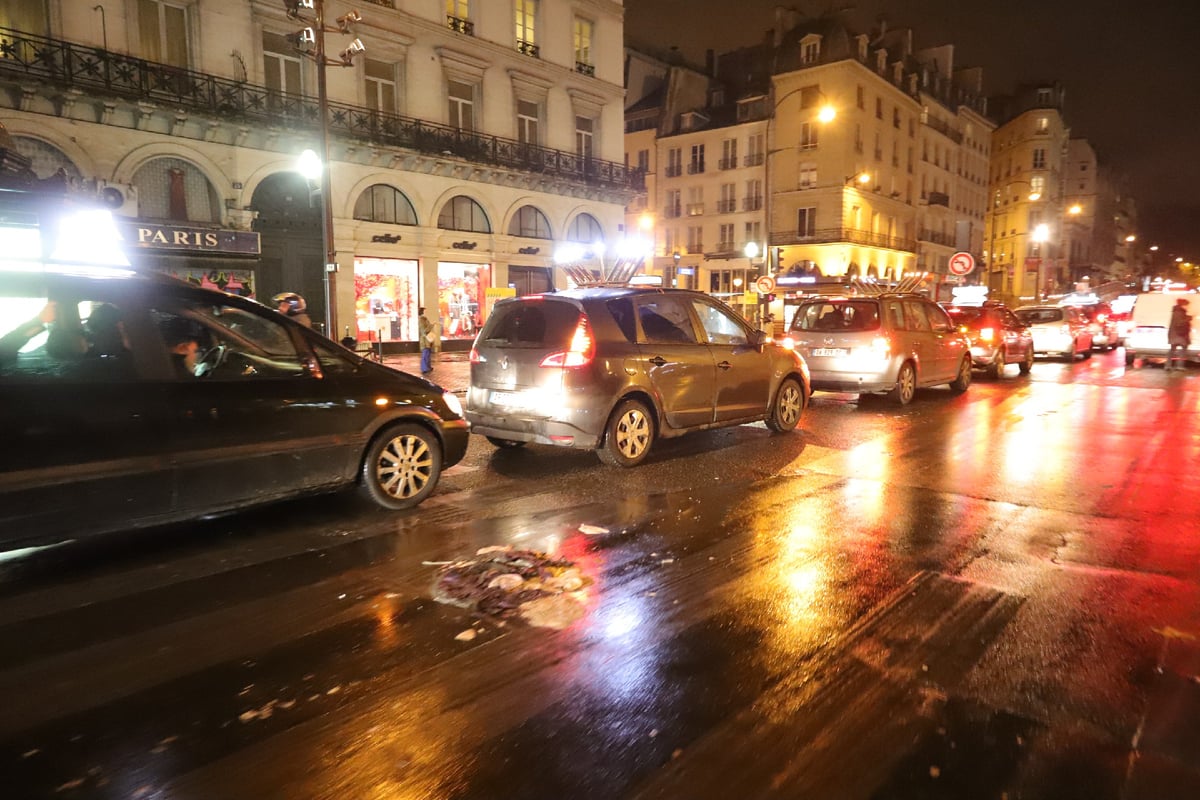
[1036,116,1049,134]
[800,34,822,65]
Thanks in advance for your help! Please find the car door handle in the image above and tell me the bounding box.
[648,356,668,366]
[717,360,733,370]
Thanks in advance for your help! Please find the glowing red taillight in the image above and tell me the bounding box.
[979,327,995,343]
[469,347,482,363]
[540,317,595,367]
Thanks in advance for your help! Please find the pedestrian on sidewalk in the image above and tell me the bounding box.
[418,307,434,375]
[1167,297,1191,371]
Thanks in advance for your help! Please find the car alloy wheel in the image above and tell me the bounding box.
[766,377,804,432]
[359,423,442,509]
[950,356,972,393]
[599,399,653,467]
[888,362,917,405]
[1019,347,1034,374]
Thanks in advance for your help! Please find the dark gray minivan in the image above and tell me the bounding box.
[466,287,811,466]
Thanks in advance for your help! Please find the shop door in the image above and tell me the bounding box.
[509,266,553,295]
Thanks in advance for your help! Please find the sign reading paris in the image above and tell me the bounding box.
[948,251,975,276]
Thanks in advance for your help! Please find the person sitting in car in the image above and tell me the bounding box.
[160,316,203,378]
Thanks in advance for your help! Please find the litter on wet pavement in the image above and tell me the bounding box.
[433,545,592,631]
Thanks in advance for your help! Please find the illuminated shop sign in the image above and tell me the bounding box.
[117,222,261,255]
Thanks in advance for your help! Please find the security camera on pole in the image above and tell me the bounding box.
[284,0,366,336]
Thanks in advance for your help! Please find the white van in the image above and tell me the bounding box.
[1124,292,1200,366]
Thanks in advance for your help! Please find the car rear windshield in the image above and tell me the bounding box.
[946,307,985,325]
[791,300,881,332]
[477,298,581,348]
[1016,308,1063,324]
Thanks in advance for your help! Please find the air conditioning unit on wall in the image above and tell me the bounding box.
[98,182,139,218]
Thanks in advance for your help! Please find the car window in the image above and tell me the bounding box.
[310,339,358,377]
[946,307,983,325]
[606,297,637,343]
[164,301,305,379]
[690,299,749,345]
[791,300,880,332]
[925,303,954,333]
[882,300,906,330]
[1016,308,1062,324]
[478,299,580,347]
[0,281,143,381]
[903,300,931,332]
[637,297,698,345]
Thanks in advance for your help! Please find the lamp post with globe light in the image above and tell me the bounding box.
[285,0,366,335]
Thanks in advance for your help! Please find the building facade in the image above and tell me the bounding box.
[0,0,636,348]
[985,83,1071,303]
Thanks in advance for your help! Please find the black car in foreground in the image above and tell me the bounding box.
[466,286,810,467]
[0,266,469,547]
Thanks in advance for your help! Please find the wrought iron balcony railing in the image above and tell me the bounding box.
[743,153,764,167]
[741,196,763,211]
[446,15,474,35]
[516,40,539,58]
[0,26,640,192]
[574,61,594,76]
[769,226,916,252]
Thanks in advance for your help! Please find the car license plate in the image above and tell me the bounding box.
[490,390,521,407]
[811,347,849,357]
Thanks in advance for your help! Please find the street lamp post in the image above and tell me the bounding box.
[285,0,365,336]
[1032,223,1050,301]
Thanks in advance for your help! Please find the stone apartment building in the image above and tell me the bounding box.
[0,0,636,348]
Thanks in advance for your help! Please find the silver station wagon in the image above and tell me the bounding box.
[785,291,972,405]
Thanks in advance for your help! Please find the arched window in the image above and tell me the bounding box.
[437,195,490,233]
[507,205,552,239]
[11,137,81,181]
[566,212,602,242]
[354,184,418,225]
[132,157,221,223]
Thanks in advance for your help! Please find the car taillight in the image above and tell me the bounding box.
[540,317,595,367]
[781,336,796,350]
[871,336,891,356]
[979,327,995,342]
[469,346,482,363]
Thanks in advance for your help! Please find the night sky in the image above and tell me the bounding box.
[625,0,1200,265]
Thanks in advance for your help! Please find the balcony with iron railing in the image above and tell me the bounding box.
[663,204,682,219]
[686,243,704,254]
[664,165,683,178]
[0,27,640,192]
[718,158,737,170]
[716,200,736,213]
[574,61,595,76]
[516,40,539,58]
[922,114,963,144]
[743,153,764,167]
[686,203,705,216]
[687,162,705,174]
[742,196,763,211]
[918,228,956,246]
[926,191,950,208]
[446,15,474,35]
[769,226,916,252]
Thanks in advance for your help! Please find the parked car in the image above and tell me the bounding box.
[1124,291,1200,367]
[785,292,972,405]
[1067,302,1119,350]
[1014,305,1093,359]
[944,301,1035,378]
[0,267,469,548]
[466,287,809,467]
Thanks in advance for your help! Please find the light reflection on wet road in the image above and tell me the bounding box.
[1,351,1198,799]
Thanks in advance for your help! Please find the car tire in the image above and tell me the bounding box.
[1125,351,1136,367]
[598,398,654,467]
[486,436,527,449]
[358,423,442,510]
[888,362,917,406]
[766,377,805,433]
[1019,347,1034,375]
[986,349,1003,379]
[949,356,972,393]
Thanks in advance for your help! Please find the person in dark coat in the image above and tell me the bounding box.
[1166,297,1192,371]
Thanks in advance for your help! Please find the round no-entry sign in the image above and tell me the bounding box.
[948,251,975,276]
[755,275,776,294]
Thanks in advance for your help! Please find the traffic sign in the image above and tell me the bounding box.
[948,251,975,276]
[755,275,776,294]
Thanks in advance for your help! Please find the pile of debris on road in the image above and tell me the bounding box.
[432,546,591,629]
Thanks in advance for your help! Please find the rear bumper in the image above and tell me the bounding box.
[466,413,602,449]
[810,373,896,394]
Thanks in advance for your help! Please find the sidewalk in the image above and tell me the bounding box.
[381,350,471,394]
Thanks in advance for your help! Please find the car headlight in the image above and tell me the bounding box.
[442,391,464,417]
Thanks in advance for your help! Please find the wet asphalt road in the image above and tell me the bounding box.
[1,349,1198,799]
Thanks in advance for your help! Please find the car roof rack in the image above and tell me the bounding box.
[843,273,930,296]
[560,255,646,288]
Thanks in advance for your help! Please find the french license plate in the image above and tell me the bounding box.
[811,347,849,357]
[490,390,521,407]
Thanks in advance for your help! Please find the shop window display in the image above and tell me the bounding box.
[438,262,490,339]
[354,257,418,343]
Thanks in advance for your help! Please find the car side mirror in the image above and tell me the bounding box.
[748,328,766,349]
